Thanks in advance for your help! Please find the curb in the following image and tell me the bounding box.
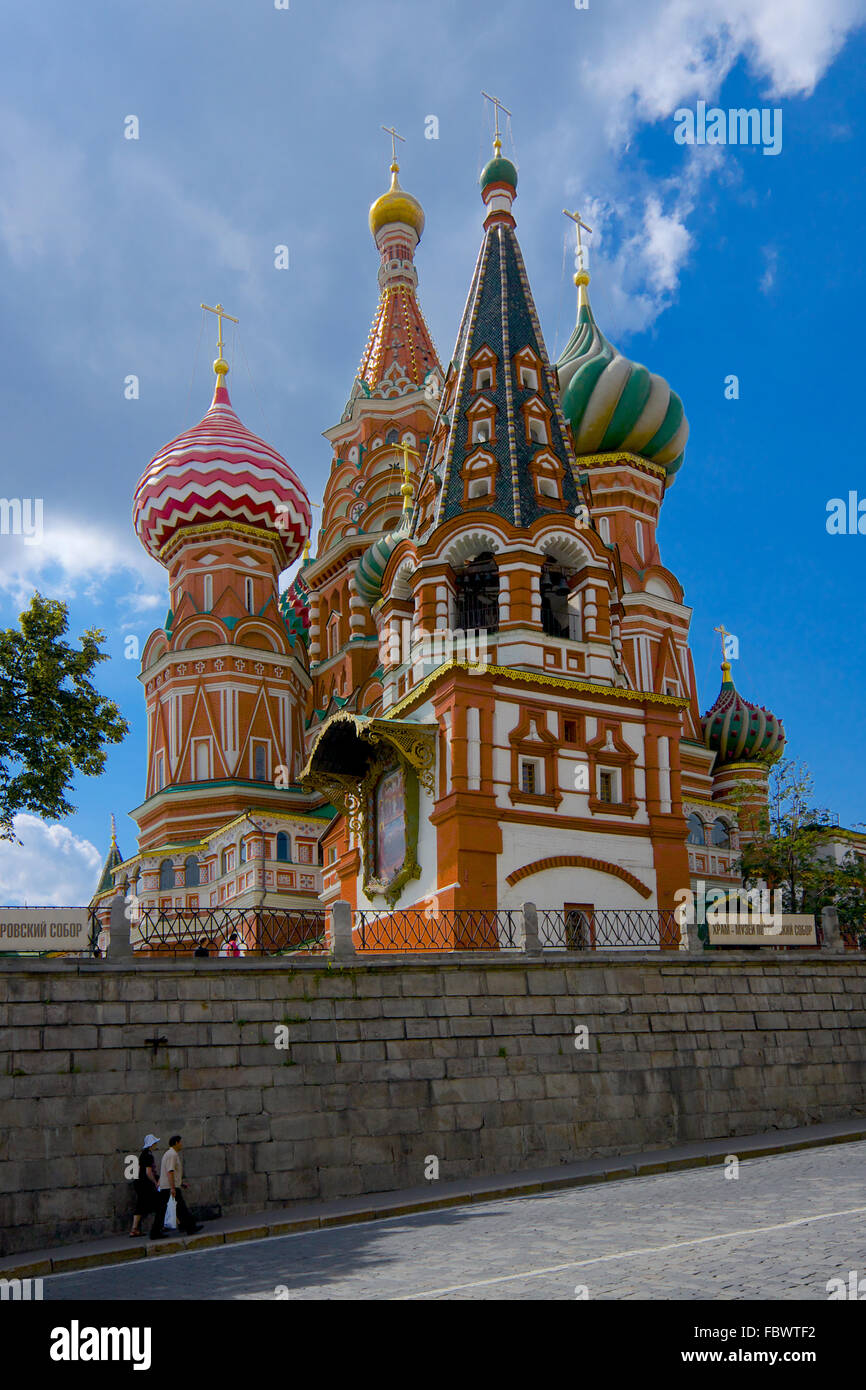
[4,1123,865,1283]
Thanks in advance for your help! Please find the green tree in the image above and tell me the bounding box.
[0,593,128,841]
[733,758,866,941]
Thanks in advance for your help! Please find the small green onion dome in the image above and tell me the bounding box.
[701,666,785,766]
[480,155,517,193]
[354,514,411,606]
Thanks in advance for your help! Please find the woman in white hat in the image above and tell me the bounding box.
[129,1134,161,1237]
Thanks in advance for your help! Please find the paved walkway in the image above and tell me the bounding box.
[34,1138,866,1300]
[2,1119,864,1288]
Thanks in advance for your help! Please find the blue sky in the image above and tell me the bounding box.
[1,0,865,902]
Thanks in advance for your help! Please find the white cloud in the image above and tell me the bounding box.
[0,815,103,907]
[583,0,866,138]
[549,0,866,336]
[760,245,779,295]
[0,520,164,606]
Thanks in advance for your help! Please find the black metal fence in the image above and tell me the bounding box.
[25,903,862,959]
[537,908,681,950]
[128,906,328,958]
[354,908,520,952]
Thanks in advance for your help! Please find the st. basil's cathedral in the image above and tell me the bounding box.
[91,126,785,944]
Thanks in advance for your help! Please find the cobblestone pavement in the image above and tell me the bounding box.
[44,1142,866,1301]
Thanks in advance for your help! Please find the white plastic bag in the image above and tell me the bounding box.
[163,1195,177,1231]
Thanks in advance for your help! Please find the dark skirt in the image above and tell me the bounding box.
[133,1181,159,1217]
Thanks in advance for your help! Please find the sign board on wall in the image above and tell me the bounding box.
[707,914,817,947]
[0,908,93,952]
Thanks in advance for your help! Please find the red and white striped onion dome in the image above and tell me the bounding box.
[133,363,311,567]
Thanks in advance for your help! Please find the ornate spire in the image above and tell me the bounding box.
[414,146,584,534]
[355,136,439,398]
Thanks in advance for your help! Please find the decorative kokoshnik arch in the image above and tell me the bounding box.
[505,853,653,899]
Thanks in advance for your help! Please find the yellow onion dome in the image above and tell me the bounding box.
[369,162,425,240]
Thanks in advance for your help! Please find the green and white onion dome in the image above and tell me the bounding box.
[354,516,411,606]
[556,276,688,478]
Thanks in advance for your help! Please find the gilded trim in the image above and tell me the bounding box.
[577,450,667,481]
[158,519,288,564]
[384,660,690,720]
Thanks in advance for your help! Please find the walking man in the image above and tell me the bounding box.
[150,1135,202,1239]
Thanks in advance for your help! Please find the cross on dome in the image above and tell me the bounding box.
[481,90,511,156]
[381,124,405,171]
[563,208,593,285]
[200,301,238,381]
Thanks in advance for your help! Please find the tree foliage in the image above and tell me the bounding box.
[0,593,128,841]
[733,758,866,942]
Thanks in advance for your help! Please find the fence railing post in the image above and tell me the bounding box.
[519,901,542,955]
[107,893,134,961]
[821,905,845,952]
[330,901,356,962]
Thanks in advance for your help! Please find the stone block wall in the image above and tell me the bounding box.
[1,950,865,1255]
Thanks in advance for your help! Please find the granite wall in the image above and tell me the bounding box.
[1,949,865,1256]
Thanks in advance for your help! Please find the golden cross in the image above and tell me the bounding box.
[201,302,238,358]
[481,90,511,151]
[563,208,593,262]
[397,440,421,508]
[714,624,731,662]
[381,125,405,166]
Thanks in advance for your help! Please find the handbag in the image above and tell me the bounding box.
[163,1195,178,1231]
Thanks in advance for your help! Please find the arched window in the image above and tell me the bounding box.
[254,745,267,782]
[220,848,229,876]
[711,818,731,848]
[327,612,341,658]
[540,558,580,640]
[245,577,254,613]
[203,574,213,610]
[455,552,499,633]
[184,855,200,887]
[687,813,705,846]
[159,859,174,890]
[276,831,290,862]
[239,839,247,863]
[386,429,399,446]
